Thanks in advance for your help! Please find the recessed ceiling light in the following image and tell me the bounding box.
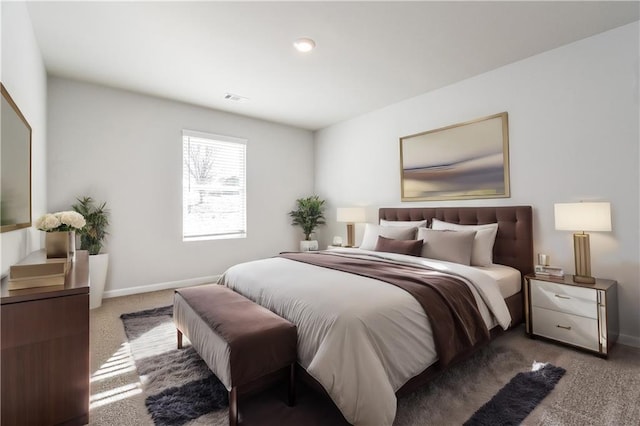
[224,93,249,103]
[293,37,316,53]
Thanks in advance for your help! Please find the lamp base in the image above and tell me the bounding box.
[573,275,596,284]
[346,223,355,248]
[573,233,595,284]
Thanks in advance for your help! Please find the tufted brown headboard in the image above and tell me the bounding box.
[379,206,534,279]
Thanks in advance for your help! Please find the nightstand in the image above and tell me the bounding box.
[524,274,618,357]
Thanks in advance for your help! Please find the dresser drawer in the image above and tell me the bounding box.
[530,279,597,319]
[532,306,599,352]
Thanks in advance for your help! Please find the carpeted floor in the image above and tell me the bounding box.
[89,288,640,425]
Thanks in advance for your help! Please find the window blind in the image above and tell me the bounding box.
[182,130,247,240]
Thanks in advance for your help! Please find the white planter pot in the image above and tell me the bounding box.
[89,253,109,309]
[299,240,319,252]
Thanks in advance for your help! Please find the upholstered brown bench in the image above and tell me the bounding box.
[173,284,297,425]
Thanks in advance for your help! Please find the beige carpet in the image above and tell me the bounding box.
[89,289,640,425]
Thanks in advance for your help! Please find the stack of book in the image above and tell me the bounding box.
[534,264,564,278]
[8,251,69,290]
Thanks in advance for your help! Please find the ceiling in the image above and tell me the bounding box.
[26,1,639,131]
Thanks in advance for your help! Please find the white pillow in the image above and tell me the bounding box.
[417,228,477,265]
[379,219,428,228]
[431,218,498,266]
[359,224,418,250]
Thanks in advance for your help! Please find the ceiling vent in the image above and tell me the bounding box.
[224,93,249,103]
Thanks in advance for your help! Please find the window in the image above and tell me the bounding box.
[182,130,246,241]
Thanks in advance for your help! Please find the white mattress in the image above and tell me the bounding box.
[476,264,522,298]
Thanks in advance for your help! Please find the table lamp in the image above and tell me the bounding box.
[554,202,611,284]
[336,207,366,247]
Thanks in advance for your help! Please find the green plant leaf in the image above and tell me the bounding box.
[71,196,110,255]
[288,195,326,240]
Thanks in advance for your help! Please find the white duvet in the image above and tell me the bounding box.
[218,248,511,426]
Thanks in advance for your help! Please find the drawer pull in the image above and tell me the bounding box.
[555,294,571,300]
[556,324,572,330]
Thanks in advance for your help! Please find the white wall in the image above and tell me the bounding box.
[48,77,314,296]
[315,22,640,346]
[0,1,48,275]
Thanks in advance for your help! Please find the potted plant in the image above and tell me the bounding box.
[288,195,326,251]
[72,196,109,309]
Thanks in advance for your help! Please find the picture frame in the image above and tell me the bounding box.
[399,112,510,201]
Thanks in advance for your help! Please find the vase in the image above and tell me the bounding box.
[45,231,76,261]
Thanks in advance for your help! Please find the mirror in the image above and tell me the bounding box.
[1,83,32,232]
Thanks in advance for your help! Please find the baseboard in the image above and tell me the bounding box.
[103,275,220,299]
[617,333,640,349]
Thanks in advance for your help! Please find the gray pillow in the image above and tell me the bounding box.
[359,224,417,250]
[417,228,477,265]
[431,219,498,266]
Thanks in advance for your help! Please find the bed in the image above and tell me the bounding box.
[218,205,533,425]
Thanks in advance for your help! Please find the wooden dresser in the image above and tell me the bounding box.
[1,250,90,426]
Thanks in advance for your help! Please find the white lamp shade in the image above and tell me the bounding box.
[554,202,612,232]
[336,207,366,223]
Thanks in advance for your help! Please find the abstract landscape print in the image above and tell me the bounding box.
[400,112,510,201]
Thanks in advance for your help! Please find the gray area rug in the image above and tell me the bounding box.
[121,304,635,426]
[464,363,566,425]
[120,306,229,425]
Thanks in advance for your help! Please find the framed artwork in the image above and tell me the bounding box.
[400,112,510,201]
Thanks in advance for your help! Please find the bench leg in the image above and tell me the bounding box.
[229,387,238,426]
[288,363,296,407]
[177,329,183,349]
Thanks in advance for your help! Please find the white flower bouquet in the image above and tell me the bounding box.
[35,211,86,232]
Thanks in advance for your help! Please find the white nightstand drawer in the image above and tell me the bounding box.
[532,306,599,352]
[530,279,597,319]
